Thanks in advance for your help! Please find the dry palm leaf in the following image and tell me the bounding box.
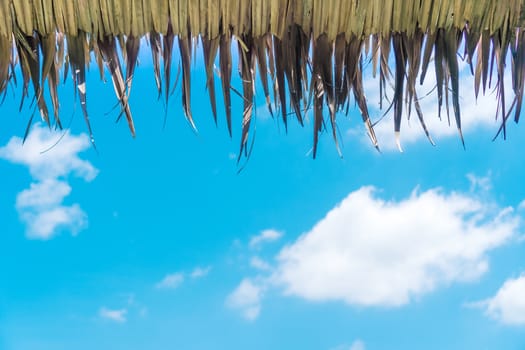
[97,35,136,136]
[202,35,219,124]
[0,35,12,99]
[0,0,524,157]
[219,32,233,136]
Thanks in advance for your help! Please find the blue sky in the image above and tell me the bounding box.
[1,40,525,350]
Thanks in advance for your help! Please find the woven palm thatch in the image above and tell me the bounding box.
[1,1,525,156]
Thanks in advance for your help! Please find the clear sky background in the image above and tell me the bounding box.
[1,39,525,350]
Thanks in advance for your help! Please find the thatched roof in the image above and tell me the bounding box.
[1,0,525,156]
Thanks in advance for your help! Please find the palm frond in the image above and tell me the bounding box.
[0,0,524,156]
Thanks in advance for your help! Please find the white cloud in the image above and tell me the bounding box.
[227,278,264,321]
[99,307,127,323]
[139,307,149,317]
[330,340,366,350]
[349,340,366,350]
[124,293,135,305]
[249,229,283,249]
[250,256,271,271]
[272,186,519,307]
[19,201,87,240]
[190,266,211,279]
[467,172,492,193]
[0,124,97,239]
[15,179,87,239]
[0,125,97,181]
[156,266,210,288]
[16,178,71,208]
[476,274,525,326]
[156,273,184,289]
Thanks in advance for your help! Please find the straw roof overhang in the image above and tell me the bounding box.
[1,0,525,156]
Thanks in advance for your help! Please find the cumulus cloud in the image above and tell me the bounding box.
[0,125,97,181]
[0,124,97,239]
[156,273,184,289]
[99,307,127,323]
[227,278,264,321]
[475,274,525,326]
[249,229,283,249]
[272,186,519,307]
[15,179,88,239]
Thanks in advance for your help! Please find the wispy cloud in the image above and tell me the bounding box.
[250,256,271,271]
[472,274,525,326]
[190,266,212,279]
[156,265,212,289]
[99,307,127,323]
[349,340,366,350]
[227,278,265,321]
[101,293,148,321]
[156,273,184,290]
[0,124,97,239]
[249,229,283,249]
[330,339,366,350]
[467,172,493,193]
[331,340,366,350]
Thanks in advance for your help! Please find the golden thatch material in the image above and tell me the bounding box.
[1,0,525,155]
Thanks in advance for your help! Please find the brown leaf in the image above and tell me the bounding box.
[149,31,162,98]
[202,35,219,124]
[254,35,273,117]
[238,34,255,160]
[179,34,196,130]
[98,35,136,137]
[219,33,233,136]
[67,32,96,144]
[125,35,141,94]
